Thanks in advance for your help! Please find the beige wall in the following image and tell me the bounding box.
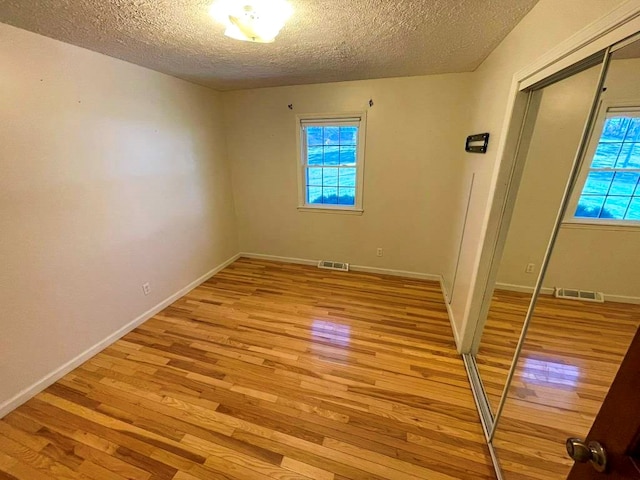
[223,75,474,284]
[546,226,640,300]
[449,0,627,346]
[0,23,238,410]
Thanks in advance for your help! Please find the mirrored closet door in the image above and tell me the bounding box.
[472,60,604,418]
[466,33,640,479]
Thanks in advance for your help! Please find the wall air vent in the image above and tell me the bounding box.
[554,287,604,303]
[318,260,349,272]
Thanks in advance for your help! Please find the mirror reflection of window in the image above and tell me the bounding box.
[568,41,640,224]
[572,110,640,221]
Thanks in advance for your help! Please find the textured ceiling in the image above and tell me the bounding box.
[0,0,539,91]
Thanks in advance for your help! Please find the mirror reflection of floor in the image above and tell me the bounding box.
[482,290,640,479]
[476,290,533,415]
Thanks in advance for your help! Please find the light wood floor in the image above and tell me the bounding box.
[478,290,640,480]
[0,258,496,480]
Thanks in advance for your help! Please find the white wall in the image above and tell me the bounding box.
[0,23,238,411]
[223,75,474,286]
[449,0,628,348]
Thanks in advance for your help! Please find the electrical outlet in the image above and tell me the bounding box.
[525,263,535,274]
[142,282,151,295]
[376,248,383,257]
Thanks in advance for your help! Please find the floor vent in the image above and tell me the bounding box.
[318,260,349,272]
[555,288,604,303]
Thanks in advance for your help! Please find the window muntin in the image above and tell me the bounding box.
[572,109,640,223]
[298,115,365,211]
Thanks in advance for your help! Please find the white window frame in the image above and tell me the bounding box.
[296,112,366,214]
[565,99,640,227]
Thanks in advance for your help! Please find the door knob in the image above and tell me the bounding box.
[566,437,607,473]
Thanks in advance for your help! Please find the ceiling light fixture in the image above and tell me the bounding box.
[209,0,293,44]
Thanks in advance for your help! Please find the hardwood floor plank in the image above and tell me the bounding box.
[280,457,334,480]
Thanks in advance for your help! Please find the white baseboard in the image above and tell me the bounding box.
[239,252,461,350]
[349,264,440,282]
[600,293,640,305]
[239,252,317,267]
[239,252,441,281]
[495,282,640,304]
[0,253,240,419]
[495,282,554,295]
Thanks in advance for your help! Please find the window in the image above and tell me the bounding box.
[297,114,366,213]
[569,105,640,224]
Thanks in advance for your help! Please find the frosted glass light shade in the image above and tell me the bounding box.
[209,0,293,43]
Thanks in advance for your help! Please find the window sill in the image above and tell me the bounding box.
[297,206,363,215]
[561,219,640,232]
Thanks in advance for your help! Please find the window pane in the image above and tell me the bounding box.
[323,168,338,186]
[339,126,358,145]
[324,146,340,165]
[601,117,631,142]
[625,118,640,142]
[307,186,322,204]
[614,143,640,169]
[626,197,640,220]
[307,146,323,165]
[324,127,340,145]
[601,196,631,219]
[302,121,362,209]
[609,172,640,196]
[339,167,356,187]
[322,187,338,204]
[582,171,614,195]
[339,146,357,165]
[575,196,606,218]
[591,142,621,168]
[338,188,355,205]
[306,167,323,186]
[307,127,324,146]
